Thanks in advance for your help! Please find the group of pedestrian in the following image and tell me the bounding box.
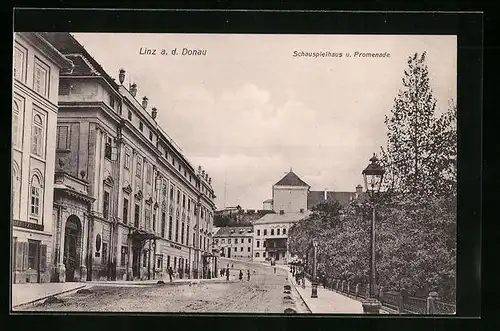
[220,263,252,281]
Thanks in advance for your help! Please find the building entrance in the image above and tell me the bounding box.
[64,215,81,282]
[132,246,141,278]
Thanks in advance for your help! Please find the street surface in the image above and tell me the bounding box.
[18,259,309,313]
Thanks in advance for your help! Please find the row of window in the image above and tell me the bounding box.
[124,111,203,191]
[256,228,287,236]
[120,194,210,250]
[226,246,251,252]
[13,100,46,158]
[14,42,50,98]
[216,238,252,245]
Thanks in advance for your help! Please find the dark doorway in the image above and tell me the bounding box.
[64,216,81,282]
[132,246,141,278]
[227,247,231,258]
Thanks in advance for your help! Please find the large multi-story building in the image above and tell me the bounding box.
[11,32,74,283]
[213,226,253,260]
[39,32,216,282]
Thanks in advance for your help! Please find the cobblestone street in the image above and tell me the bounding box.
[18,260,309,313]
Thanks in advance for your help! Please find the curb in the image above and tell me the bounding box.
[12,285,87,309]
[289,273,312,313]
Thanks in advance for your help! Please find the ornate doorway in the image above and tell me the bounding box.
[132,244,141,278]
[64,215,82,282]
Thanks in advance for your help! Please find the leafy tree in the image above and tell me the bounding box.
[288,52,457,303]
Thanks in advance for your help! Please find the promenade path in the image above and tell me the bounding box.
[291,272,364,314]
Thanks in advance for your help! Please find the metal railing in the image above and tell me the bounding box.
[313,277,455,315]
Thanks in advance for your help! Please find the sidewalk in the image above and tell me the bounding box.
[291,274,363,314]
[12,275,230,308]
[12,282,86,308]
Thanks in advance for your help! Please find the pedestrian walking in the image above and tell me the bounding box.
[168,266,174,282]
[239,270,243,281]
[226,267,230,281]
[247,270,250,281]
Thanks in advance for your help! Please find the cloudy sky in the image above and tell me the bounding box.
[72,33,456,210]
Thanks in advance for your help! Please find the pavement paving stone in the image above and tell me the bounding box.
[291,273,364,314]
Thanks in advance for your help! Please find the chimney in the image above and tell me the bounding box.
[151,107,157,119]
[324,188,328,201]
[142,96,148,109]
[119,69,125,85]
[130,83,137,97]
[202,170,205,178]
[198,165,202,174]
[209,177,212,185]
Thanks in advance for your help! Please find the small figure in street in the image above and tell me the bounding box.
[226,267,230,281]
[302,276,306,289]
[220,268,224,277]
[239,270,243,281]
[247,270,250,281]
[168,266,174,282]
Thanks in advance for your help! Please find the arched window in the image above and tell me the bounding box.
[30,174,43,221]
[12,101,19,147]
[283,228,287,235]
[271,229,274,236]
[255,252,260,257]
[31,113,44,156]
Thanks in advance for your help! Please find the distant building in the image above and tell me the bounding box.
[214,226,253,261]
[215,206,240,217]
[307,185,365,210]
[262,199,273,211]
[252,211,310,264]
[272,170,309,214]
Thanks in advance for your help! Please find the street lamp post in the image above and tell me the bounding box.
[361,153,385,314]
[311,238,319,298]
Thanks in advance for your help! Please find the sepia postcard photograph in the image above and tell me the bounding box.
[11,16,464,315]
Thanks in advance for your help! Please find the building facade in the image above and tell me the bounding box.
[41,32,216,282]
[252,212,309,264]
[213,226,253,261]
[11,33,73,283]
[272,170,310,213]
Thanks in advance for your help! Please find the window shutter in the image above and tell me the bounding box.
[39,244,47,272]
[22,242,29,270]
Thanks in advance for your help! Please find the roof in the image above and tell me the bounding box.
[274,170,310,187]
[16,33,74,70]
[39,32,119,89]
[263,199,273,203]
[307,191,367,210]
[214,226,253,237]
[254,212,310,225]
